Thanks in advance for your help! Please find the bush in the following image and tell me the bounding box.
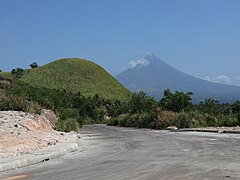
[138,112,152,128]
[217,115,238,127]
[56,118,80,132]
[187,111,207,128]
[236,113,240,126]
[60,108,84,128]
[205,114,218,127]
[126,114,140,127]
[118,114,130,127]
[174,112,191,128]
[107,118,119,126]
[30,62,38,68]
[153,108,175,129]
[11,68,25,79]
[111,112,152,128]
[0,90,41,114]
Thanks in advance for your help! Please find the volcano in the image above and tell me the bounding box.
[116,54,240,103]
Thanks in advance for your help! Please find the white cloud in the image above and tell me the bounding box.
[215,75,232,84]
[202,75,232,85]
[203,76,212,82]
[129,59,150,68]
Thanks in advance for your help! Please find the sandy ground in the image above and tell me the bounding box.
[3,125,240,180]
[0,110,72,158]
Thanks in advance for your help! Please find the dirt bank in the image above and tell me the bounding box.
[0,110,73,158]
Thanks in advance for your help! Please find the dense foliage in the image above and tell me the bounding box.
[3,81,109,131]
[108,90,240,129]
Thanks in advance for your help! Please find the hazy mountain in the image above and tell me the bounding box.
[116,54,240,103]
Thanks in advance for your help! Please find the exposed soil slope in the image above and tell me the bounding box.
[0,110,72,158]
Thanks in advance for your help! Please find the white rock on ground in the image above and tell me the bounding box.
[0,110,74,158]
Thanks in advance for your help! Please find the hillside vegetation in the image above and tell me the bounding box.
[2,57,240,132]
[20,58,130,101]
[0,58,131,132]
[108,90,240,129]
[0,72,12,79]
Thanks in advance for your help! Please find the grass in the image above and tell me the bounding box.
[20,58,131,100]
[0,72,12,79]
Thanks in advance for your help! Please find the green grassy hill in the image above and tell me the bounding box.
[20,58,131,100]
[0,72,12,79]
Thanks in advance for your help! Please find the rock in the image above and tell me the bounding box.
[14,124,23,128]
[166,126,178,130]
[41,109,58,128]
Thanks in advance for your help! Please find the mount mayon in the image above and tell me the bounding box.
[116,54,240,103]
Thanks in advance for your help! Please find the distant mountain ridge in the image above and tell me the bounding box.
[116,55,240,103]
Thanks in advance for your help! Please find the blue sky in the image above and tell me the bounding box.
[1,0,240,85]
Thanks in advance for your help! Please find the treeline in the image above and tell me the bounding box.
[1,75,240,132]
[108,90,240,129]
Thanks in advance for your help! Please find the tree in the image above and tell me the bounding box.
[231,100,240,114]
[160,89,193,112]
[30,62,38,68]
[0,69,2,72]
[198,98,219,115]
[129,91,157,114]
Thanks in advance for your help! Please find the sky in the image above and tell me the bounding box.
[0,0,240,85]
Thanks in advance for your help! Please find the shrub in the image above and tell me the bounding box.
[0,90,41,114]
[60,108,84,128]
[187,111,207,128]
[126,114,139,127]
[237,113,240,126]
[205,114,218,127]
[153,108,175,129]
[11,68,25,79]
[174,111,191,128]
[30,62,38,68]
[56,118,80,132]
[118,114,130,127]
[217,115,238,127]
[107,118,119,126]
[138,112,152,128]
